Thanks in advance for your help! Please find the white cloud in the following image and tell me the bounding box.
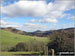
[0,20,50,32]
[62,24,74,28]
[30,19,37,22]
[30,18,57,23]
[0,20,6,25]
[44,0,74,23]
[21,23,49,32]
[39,18,57,23]
[1,1,47,17]
[0,20,20,28]
[1,0,74,22]
[65,14,75,20]
[51,0,74,11]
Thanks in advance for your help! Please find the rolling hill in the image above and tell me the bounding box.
[0,29,49,51]
[25,28,74,37]
[0,27,74,55]
[1,27,74,37]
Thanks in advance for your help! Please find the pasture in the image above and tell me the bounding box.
[0,29,49,54]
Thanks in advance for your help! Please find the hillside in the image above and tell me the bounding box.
[0,27,74,55]
[26,28,74,37]
[1,27,74,37]
[1,27,27,35]
[0,29,49,51]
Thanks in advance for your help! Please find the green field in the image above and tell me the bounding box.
[0,29,49,52]
[0,52,42,55]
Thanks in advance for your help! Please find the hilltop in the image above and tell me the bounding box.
[1,27,74,37]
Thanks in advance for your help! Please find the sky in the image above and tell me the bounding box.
[0,0,75,32]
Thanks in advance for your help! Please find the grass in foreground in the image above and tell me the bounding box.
[0,52,42,55]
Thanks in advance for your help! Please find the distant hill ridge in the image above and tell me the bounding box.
[0,27,27,35]
[0,27,74,37]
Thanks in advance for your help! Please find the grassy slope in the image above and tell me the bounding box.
[0,29,49,51]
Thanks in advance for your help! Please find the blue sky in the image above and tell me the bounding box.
[0,0,75,32]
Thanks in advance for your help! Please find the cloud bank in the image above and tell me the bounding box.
[0,0,74,31]
[1,0,74,23]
